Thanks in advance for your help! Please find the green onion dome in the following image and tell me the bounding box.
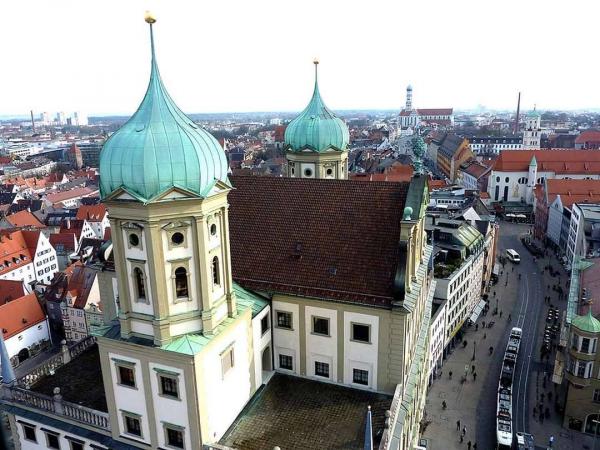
[572,309,600,334]
[99,18,228,202]
[284,61,349,153]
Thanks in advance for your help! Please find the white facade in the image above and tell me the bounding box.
[251,305,273,387]
[547,196,565,247]
[0,262,35,289]
[343,311,379,390]
[33,232,59,284]
[86,216,110,239]
[5,319,50,360]
[522,113,541,149]
[13,414,108,450]
[273,300,301,375]
[428,302,447,378]
[305,305,338,382]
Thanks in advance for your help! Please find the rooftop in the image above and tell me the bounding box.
[0,293,45,339]
[219,373,392,450]
[29,344,107,412]
[493,149,600,173]
[4,210,45,228]
[228,176,411,308]
[544,179,600,209]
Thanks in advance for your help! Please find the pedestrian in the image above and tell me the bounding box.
[483,333,487,340]
[508,313,512,321]
[460,435,464,443]
[456,419,461,431]
[473,443,477,450]
[462,426,466,437]
[493,290,496,297]
[472,365,475,373]
[549,435,554,448]
[449,371,453,380]
[442,400,447,409]
[482,320,486,328]
[467,441,472,450]
[489,346,493,355]
[499,310,503,318]
[473,372,477,381]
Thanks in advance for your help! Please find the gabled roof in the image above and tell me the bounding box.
[76,204,107,222]
[49,233,77,253]
[0,293,45,339]
[228,176,410,307]
[544,179,600,209]
[43,262,97,309]
[5,210,45,228]
[493,150,600,173]
[0,230,34,275]
[575,130,600,144]
[45,187,97,204]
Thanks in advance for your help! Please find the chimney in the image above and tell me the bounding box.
[514,92,521,134]
[30,110,35,132]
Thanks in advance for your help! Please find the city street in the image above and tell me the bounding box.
[421,221,593,449]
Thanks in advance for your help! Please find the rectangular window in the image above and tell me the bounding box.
[117,364,136,388]
[315,361,330,378]
[22,424,37,442]
[594,389,600,403]
[261,315,270,335]
[312,317,330,336]
[221,347,235,377]
[166,426,185,449]
[353,368,369,385]
[124,415,142,436]
[159,375,179,399]
[45,431,60,449]
[351,323,371,343]
[67,439,84,450]
[276,311,292,329]
[279,354,293,370]
[581,337,591,353]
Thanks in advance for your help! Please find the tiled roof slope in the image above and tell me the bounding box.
[0,231,33,275]
[0,280,25,305]
[5,210,45,228]
[75,204,107,222]
[0,293,45,339]
[493,149,600,172]
[228,176,410,307]
[545,179,600,208]
[575,130,600,144]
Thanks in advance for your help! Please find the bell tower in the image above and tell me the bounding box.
[99,14,234,346]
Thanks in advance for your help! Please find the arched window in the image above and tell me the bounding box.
[212,256,220,286]
[175,267,188,298]
[134,268,146,299]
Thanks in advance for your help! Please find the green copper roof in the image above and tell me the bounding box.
[99,21,228,203]
[572,309,600,334]
[284,62,349,153]
[529,155,537,166]
[527,108,541,118]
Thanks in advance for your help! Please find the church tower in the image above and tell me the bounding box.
[285,60,349,180]
[526,155,537,203]
[522,107,541,149]
[99,14,235,346]
[405,84,413,110]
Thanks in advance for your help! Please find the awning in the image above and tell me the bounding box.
[469,298,487,323]
[552,351,564,384]
[492,263,500,276]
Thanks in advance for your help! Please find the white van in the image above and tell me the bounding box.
[506,249,521,264]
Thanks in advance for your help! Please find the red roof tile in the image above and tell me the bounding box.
[228,176,410,307]
[0,293,45,339]
[76,204,107,222]
[544,179,600,208]
[5,210,45,228]
[49,233,77,252]
[0,280,25,305]
[575,130,600,144]
[0,231,34,276]
[493,150,600,173]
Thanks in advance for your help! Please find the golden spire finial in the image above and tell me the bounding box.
[144,10,156,24]
[313,58,319,65]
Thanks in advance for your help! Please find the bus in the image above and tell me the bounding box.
[506,249,520,264]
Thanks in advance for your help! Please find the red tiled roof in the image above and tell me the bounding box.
[76,204,107,222]
[0,280,25,305]
[228,176,410,307]
[0,231,34,276]
[45,187,97,204]
[59,219,85,240]
[493,150,600,173]
[545,179,600,209]
[427,179,449,190]
[49,233,77,252]
[0,293,45,339]
[5,210,45,228]
[480,192,491,199]
[575,130,600,144]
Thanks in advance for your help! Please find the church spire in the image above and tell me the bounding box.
[0,331,16,385]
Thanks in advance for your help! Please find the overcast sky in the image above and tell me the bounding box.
[0,0,596,116]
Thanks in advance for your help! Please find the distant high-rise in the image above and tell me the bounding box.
[56,111,67,125]
[74,111,88,126]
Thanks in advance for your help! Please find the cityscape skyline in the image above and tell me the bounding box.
[0,0,598,116]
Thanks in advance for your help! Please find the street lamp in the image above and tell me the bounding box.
[472,340,477,361]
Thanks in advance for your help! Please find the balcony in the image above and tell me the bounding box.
[1,336,110,432]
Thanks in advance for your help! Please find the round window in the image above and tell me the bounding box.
[210,224,217,236]
[326,168,333,176]
[304,168,313,177]
[505,177,509,183]
[171,232,184,245]
[129,233,140,247]
[496,176,500,182]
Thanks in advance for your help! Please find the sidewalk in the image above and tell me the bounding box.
[526,247,596,450]
[422,262,521,449]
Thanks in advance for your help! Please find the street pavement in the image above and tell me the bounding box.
[421,221,599,449]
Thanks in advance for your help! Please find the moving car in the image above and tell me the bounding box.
[506,249,520,264]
